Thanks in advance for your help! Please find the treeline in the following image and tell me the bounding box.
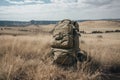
[0,20,59,27]
[0,20,92,27]
[92,30,120,33]
[0,21,30,27]
[80,30,120,34]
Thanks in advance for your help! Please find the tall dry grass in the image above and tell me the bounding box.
[0,33,120,80]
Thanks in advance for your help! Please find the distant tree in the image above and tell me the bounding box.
[30,20,36,25]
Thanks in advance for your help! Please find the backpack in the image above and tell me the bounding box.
[50,19,80,66]
[51,48,77,66]
[51,19,79,49]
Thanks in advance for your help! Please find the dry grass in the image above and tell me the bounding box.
[0,24,54,36]
[0,32,120,80]
[0,20,120,80]
[81,33,120,67]
[1,20,120,34]
[79,21,120,33]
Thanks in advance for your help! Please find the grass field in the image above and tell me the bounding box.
[0,20,120,80]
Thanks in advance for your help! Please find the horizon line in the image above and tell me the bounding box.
[0,18,120,22]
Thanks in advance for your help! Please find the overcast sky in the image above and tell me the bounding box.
[0,0,120,21]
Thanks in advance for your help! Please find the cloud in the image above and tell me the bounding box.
[5,0,45,5]
[83,0,113,6]
[51,0,78,3]
[0,0,120,20]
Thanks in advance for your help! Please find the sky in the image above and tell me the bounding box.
[0,0,120,21]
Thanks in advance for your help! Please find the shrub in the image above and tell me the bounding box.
[115,30,120,32]
[97,35,103,38]
[1,28,4,30]
[81,40,85,44]
[92,31,103,34]
[80,31,86,34]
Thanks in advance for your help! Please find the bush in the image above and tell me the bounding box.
[92,31,103,34]
[105,30,114,33]
[1,28,3,30]
[80,31,86,34]
[80,40,85,44]
[115,30,120,32]
[97,35,103,38]
[19,29,29,32]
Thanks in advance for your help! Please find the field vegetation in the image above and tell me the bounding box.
[0,20,120,80]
